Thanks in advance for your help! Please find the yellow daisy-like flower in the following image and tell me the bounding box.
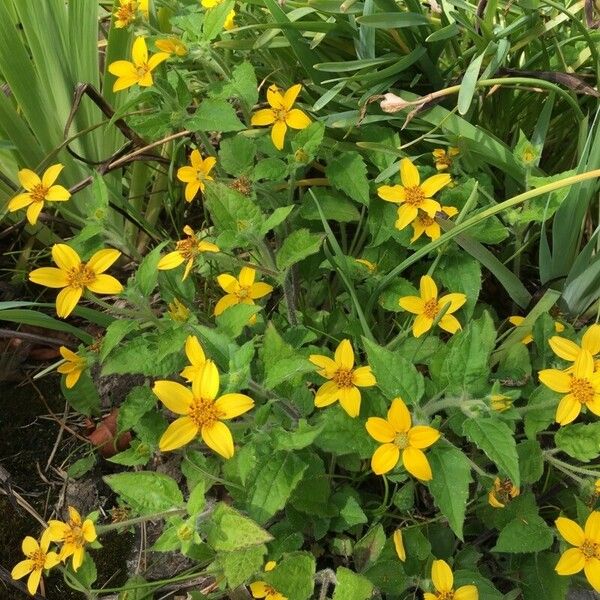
[155,38,188,56]
[366,397,440,480]
[214,267,273,323]
[167,298,190,322]
[177,150,217,202]
[108,37,169,92]
[399,275,466,338]
[555,511,600,592]
[180,335,207,382]
[410,205,458,243]
[57,346,86,389]
[377,158,451,231]
[489,394,512,413]
[309,339,376,418]
[251,84,311,150]
[224,9,236,30]
[8,164,71,225]
[47,506,97,572]
[250,561,287,600]
[432,147,459,171]
[509,315,564,345]
[538,350,600,425]
[157,225,219,280]
[548,323,600,369]
[154,360,254,457]
[29,244,123,319]
[424,559,478,600]
[393,529,406,562]
[113,0,148,27]
[11,532,60,596]
[487,477,520,508]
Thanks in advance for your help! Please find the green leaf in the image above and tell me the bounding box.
[216,544,267,588]
[263,552,316,600]
[427,444,472,540]
[363,337,424,403]
[103,472,184,515]
[276,229,324,271]
[0,308,93,343]
[187,98,244,132]
[264,357,314,389]
[519,553,569,600]
[493,514,553,553]
[458,51,485,115]
[314,406,375,458]
[517,440,544,484]
[326,151,370,205]
[107,441,151,467]
[272,420,325,451]
[117,387,156,433]
[67,454,97,479]
[100,319,138,362]
[218,135,256,176]
[463,417,520,487]
[299,191,361,223]
[555,421,600,462]
[203,502,272,551]
[260,205,295,235]
[61,372,101,416]
[202,0,235,41]
[211,61,258,109]
[524,385,557,440]
[355,12,430,27]
[353,524,385,572]
[216,303,262,338]
[332,567,374,600]
[246,452,309,523]
[254,157,287,181]
[134,243,166,296]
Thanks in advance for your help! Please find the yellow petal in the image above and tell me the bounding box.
[185,335,206,366]
[71,546,85,571]
[377,185,405,203]
[26,201,44,225]
[59,346,79,362]
[267,85,284,109]
[201,421,234,459]
[584,511,600,542]
[438,314,462,335]
[285,108,311,129]
[44,551,61,570]
[582,324,600,355]
[27,569,42,596]
[158,251,185,270]
[56,287,83,318]
[147,52,169,71]
[86,274,123,295]
[239,266,256,287]
[153,380,193,414]
[180,365,202,382]
[371,443,400,475]
[137,71,154,87]
[112,75,139,92]
[184,181,201,202]
[42,164,64,188]
[250,581,269,598]
[217,273,239,293]
[250,282,273,299]
[388,398,411,432]
[395,204,418,229]
[338,386,361,417]
[193,360,220,401]
[68,506,82,526]
[251,108,276,126]
[549,336,582,361]
[22,536,39,557]
[408,425,440,449]
[400,158,420,188]
[393,529,406,561]
[413,314,433,338]
[18,168,41,191]
[46,185,71,201]
[8,193,33,211]
[214,393,254,419]
[438,293,467,314]
[214,294,239,316]
[420,275,437,301]
[52,244,80,270]
[65,369,82,389]
[108,60,137,78]
[402,446,432,481]
[365,417,396,443]
[420,198,442,216]
[177,165,198,183]
[556,395,581,425]
[314,381,340,407]
[271,120,287,150]
[87,249,120,274]
[399,296,425,314]
[573,350,594,378]
[423,594,437,600]
[584,557,600,592]
[334,339,354,370]
[454,585,479,600]
[352,366,376,387]
[555,547,585,575]
[159,416,199,451]
[309,354,337,378]
[538,369,571,393]
[282,84,302,109]
[131,36,148,66]
[431,559,453,593]
[420,173,451,198]
[202,156,217,176]
[11,559,33,580]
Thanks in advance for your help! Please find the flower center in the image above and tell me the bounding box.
[188,398,223,428]
[67,264,96,289]
[236,286,251,300]
[404,186,425,206]
[494,479,517,504]
[394,432,409,449]
[333,369,354,389]
[175,237,198,261]
[64,524,85,548]
[274,108,289,122]
[417,212,435,227]
[423,299,439,319]
[136,63,150,78]
[116,3,136,21]
[581,540,600,559]
[28,549,46,570]
[437,593,455,600]
[30,184,48,203]
[571,377,594,405]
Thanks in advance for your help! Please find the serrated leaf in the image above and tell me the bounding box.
[260,205,295,235]
[326,152,370,205]
[353,524,385,572]
[264,357,314,389]
[276,229,324,271]
[218,135,256,176]
[61,372,101,416]
[118,387,156,433]
[263,552,316,600]
[204,182,262,239]
[187,99,244,132]
[493,515,553,553]
[217,544,267,588]
[555,421,600,462]
[332,567,373,600]
[100,319,138,362]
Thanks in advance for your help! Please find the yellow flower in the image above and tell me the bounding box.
[410,205,458,243]
[555,511,600,592]
[47,506,97,571]
[108,37,169,92]
[214,267,273,323]
[180,335,207,382]
[155,38,188,56]
[509,315,565,345]
[8,164,71,225]
[113,0,148,27]
[366,397,440,479]
[393,529,406,562]
[250,561,287,600]
[11,532,60,596]
[224,9,236,30]
[548,323,600,368]
[57,346,86,389]
[377,158,451,230]
[29,244,123,319]
[309,339,376,418]
[201,0,221,6]
[399,275,466,338]
[157,225,219,279]
[432,147,459,171]
[487,477,519,508]
[489,394,512,412]
[538,350,600,425]
[355,258,377,272]
[177,150,217,202]
[424,559,478,600]
[596,479,600,495]
[167,298,190,322]
[251,84,311,150]
[153,360,254,457]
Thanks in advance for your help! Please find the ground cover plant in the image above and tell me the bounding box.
[1,0,600,598]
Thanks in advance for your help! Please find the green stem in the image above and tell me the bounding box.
[95,508,188,534]
[544,453,600,479]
